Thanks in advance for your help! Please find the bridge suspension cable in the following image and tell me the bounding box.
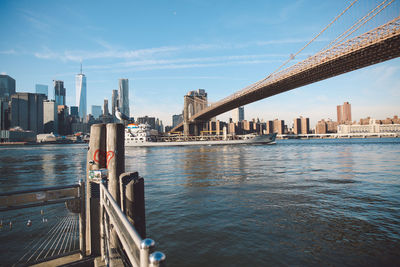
[218,0,360,105]
[323,0,395,51]
[269,0,360,77]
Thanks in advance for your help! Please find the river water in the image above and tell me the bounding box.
[0,138,399,266]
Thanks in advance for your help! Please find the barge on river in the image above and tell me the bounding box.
[125,123,277,147]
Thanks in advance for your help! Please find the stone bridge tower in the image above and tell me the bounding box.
[183,89,208,136]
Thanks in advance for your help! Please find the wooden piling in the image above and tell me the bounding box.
[79,180,86,258]
[86,123,106,256]
[106,123,125,205]
[120,172,146,239]
[126,175,146,239]
[106,123,125,250]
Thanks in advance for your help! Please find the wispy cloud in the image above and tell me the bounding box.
[33,38,308,62]
[33,45,182,62]
[0,49,16,55]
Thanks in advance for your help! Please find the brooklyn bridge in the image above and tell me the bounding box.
[171,0,400,135]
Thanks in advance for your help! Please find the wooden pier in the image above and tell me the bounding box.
[0,123,166,267]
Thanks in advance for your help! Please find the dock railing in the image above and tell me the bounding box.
[99,181,165,267]
[0,181,86,265]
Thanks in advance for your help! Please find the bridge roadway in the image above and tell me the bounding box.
[172,17,400,132]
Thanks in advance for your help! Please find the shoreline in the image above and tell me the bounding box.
[0,141,87,146]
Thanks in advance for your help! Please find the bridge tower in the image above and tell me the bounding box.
[183,89,208,136]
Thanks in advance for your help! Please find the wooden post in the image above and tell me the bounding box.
[124,173,146,239]
[106,123,125,204]
[86,123,106,256]
[79,180,86,258]
[106,123,125,250]
[119,172,138,213]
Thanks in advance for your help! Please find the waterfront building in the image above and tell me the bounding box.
[337,102,352,124]
[301,117,310,134]
[57,105,69,135]
[266,121,274,134]
[118,79,129,117]
[326,119,338,133]
[273,119,285,134]
[359,116,371,125]
[338,118,400,134]
[316,120,327,134]
[293,118,301,134]
[43,100,58,133]
[208,120,224,135]
[70,106,79,117]
[91,105,102,119]
[76,70,87,122]
[112,89,118,118]
[228,122,236,134]
[0,129,36,142]
[0,75,15,130]
[10,92,45,134]
[0,99,10,130]
[0,74,16,100]
[232,106,244,123]
[35,84,48,97]
[377,115,400,125]
[293,116,310,134]
[53,80,66,106]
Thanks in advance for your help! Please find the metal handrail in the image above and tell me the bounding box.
[99,182,165,267]
[0,183,81,212]
[0,181,86,263]
[0,184,80,197]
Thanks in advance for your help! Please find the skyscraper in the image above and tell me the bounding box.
[293,118,301,134]
[0,74,16,100]
[232,106,244,123]
[118,79,129,117]
[70,106,79,117]
[53,80,66,106]
[337,102,352,124]
[43,100,58,133]
[10,93,45,134]
[76,67,87,121]
[301,117,310,134]
[91,105,102,119]
[273,119,285,134]
[103,99,109,115]
[35,84,48,97]
[172,114,183,127]
[112,89,118,117]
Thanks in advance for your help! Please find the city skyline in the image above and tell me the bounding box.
[0,1,399,126]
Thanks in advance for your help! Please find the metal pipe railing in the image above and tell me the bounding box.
[99,181,165,267]
[0,181,86,261]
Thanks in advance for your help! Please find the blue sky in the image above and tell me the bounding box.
[1,0,399,127]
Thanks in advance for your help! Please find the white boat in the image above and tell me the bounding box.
[125,123,277,147]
